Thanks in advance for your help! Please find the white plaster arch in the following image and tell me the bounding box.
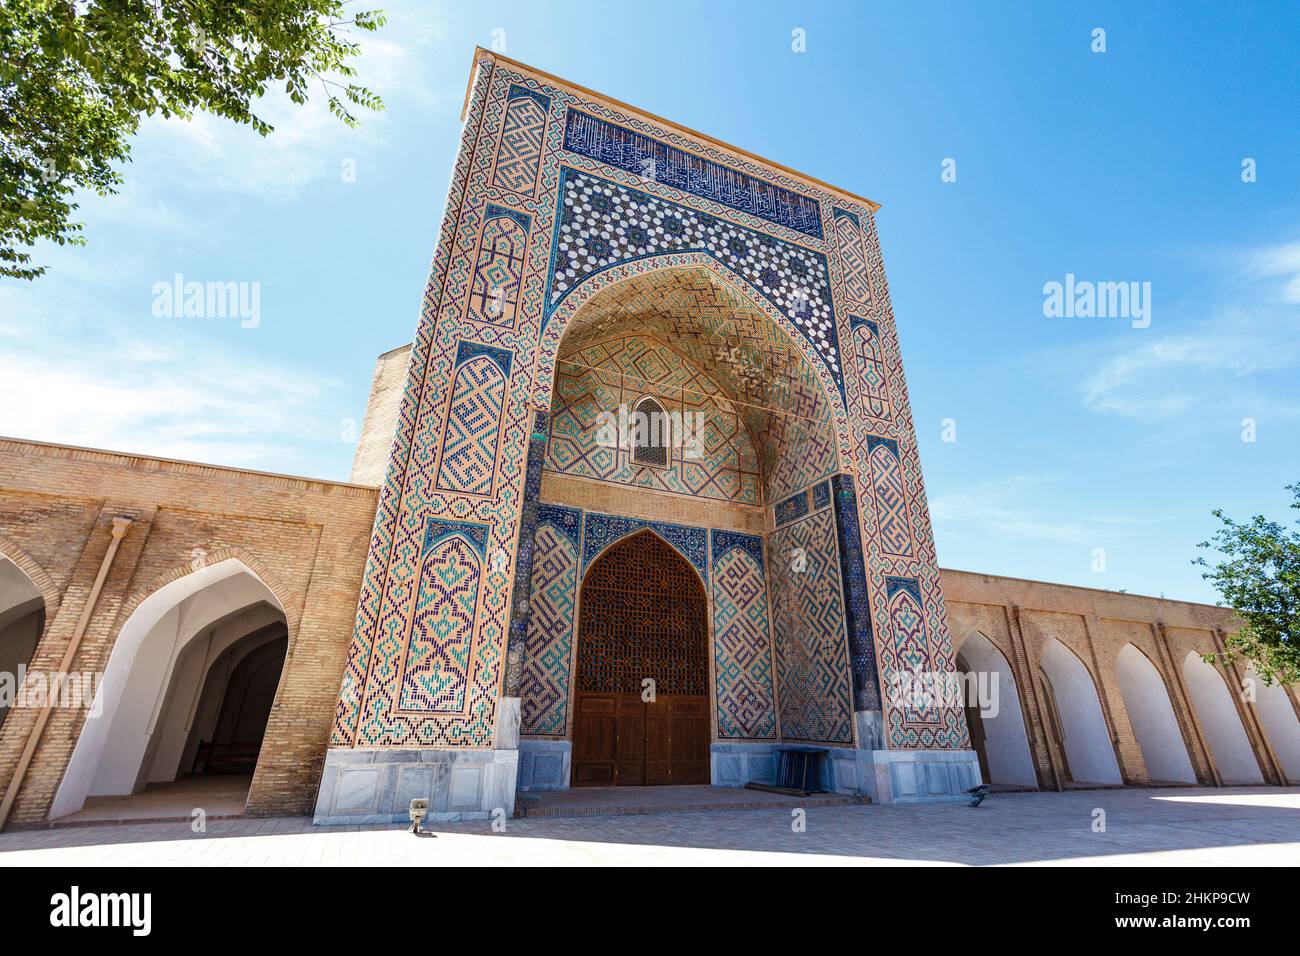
[142,609,285,785]
[953,631,1036,787]
[1115,644,1196,784]
[0,536,61,620]
[50,559,285,819]
[1249,672,1300,783]
[1182,652,1264,784]
[1039,638,1122,785]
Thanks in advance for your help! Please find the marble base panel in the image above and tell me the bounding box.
[313,747,518,825]
[710,743,780,788]
[517,739,572,790]
[828,748,982,803]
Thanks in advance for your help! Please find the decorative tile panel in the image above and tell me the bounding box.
[434,342,512,497]
[519,508,580,736]
[711,538,777,739]
[768,510,854,744]
[492,86,550,196]
[581,511,708,582]
[564,110,824,238]
[547,168,842,397]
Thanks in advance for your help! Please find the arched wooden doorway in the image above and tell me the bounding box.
[571,530,709,786]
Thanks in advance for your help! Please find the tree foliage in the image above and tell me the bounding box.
[1195,482,1300,685]
[1,0,385,279]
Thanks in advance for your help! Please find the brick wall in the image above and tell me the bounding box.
[0,439,377,825]
[350,344,412,487]
[2,427,1295,824]
[941,569,1299,789]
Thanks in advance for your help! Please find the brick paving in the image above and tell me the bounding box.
[0,786,1297,866]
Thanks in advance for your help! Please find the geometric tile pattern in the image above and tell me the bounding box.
[581,511,708,583]
[849,315,892,422]
[546,334,761,503]
[564,109,824,239]
[831,473,880,712]
[711,541,777,739]
[493,86,549,196]
[768,509,854,744]
[864,436,914,558]
[519,513,579,736]
[833,209,873,306]
[543,264,840,504]
[465,206,531,328]
[434,342,512,497]
[397,520,488,713]
[330,52,965,758]
[885,576,944,726]
[548,168,842,395]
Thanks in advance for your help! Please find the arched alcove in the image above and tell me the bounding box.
[51,558,288,819]
[1250,673,1300,784]
[1182,652,1264,784]
[954,632,1036,787]
[571,530,709,786]
[1038,639,1122,785]
[1115,644,1196,784]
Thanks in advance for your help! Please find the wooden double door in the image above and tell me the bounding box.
[573,692,709,786]
[571,530,711,787]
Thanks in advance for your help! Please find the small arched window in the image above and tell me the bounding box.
[631,397,669,467]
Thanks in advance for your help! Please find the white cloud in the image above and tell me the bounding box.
[1077,236,1300,421]
[930,475,1168,544]
[0,329,345,473]
[931,475,1093,543]
[132,2,451,199]
[1249,240,1300,303]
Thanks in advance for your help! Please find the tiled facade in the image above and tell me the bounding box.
[0,52,1296,828]
[328,51,964,772]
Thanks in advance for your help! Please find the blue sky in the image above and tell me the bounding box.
[3,1,1297,604]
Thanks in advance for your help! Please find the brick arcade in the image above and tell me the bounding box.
[0,52,1296,831]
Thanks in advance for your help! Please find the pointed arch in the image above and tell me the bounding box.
[1250,672,1300,783]
[535,254,850,472]
[630,395,669,468]
[1182,651,1265,784]
[1116,644,1196,784]
[50,557,287,819]
[571,528,710,786]
[1039,638,1122,785]
[954,631,1036,787]
[114,546,293,633]
[0,534,61,620]
[396,531,484,713]
[0,550,49,735]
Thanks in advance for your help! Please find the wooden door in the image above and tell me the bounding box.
[574,691,709,786]
[668,696,710,784]
[571,692,618,786]
[615,693,646,785]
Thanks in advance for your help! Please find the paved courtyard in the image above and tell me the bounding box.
[0,786,1297,866]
